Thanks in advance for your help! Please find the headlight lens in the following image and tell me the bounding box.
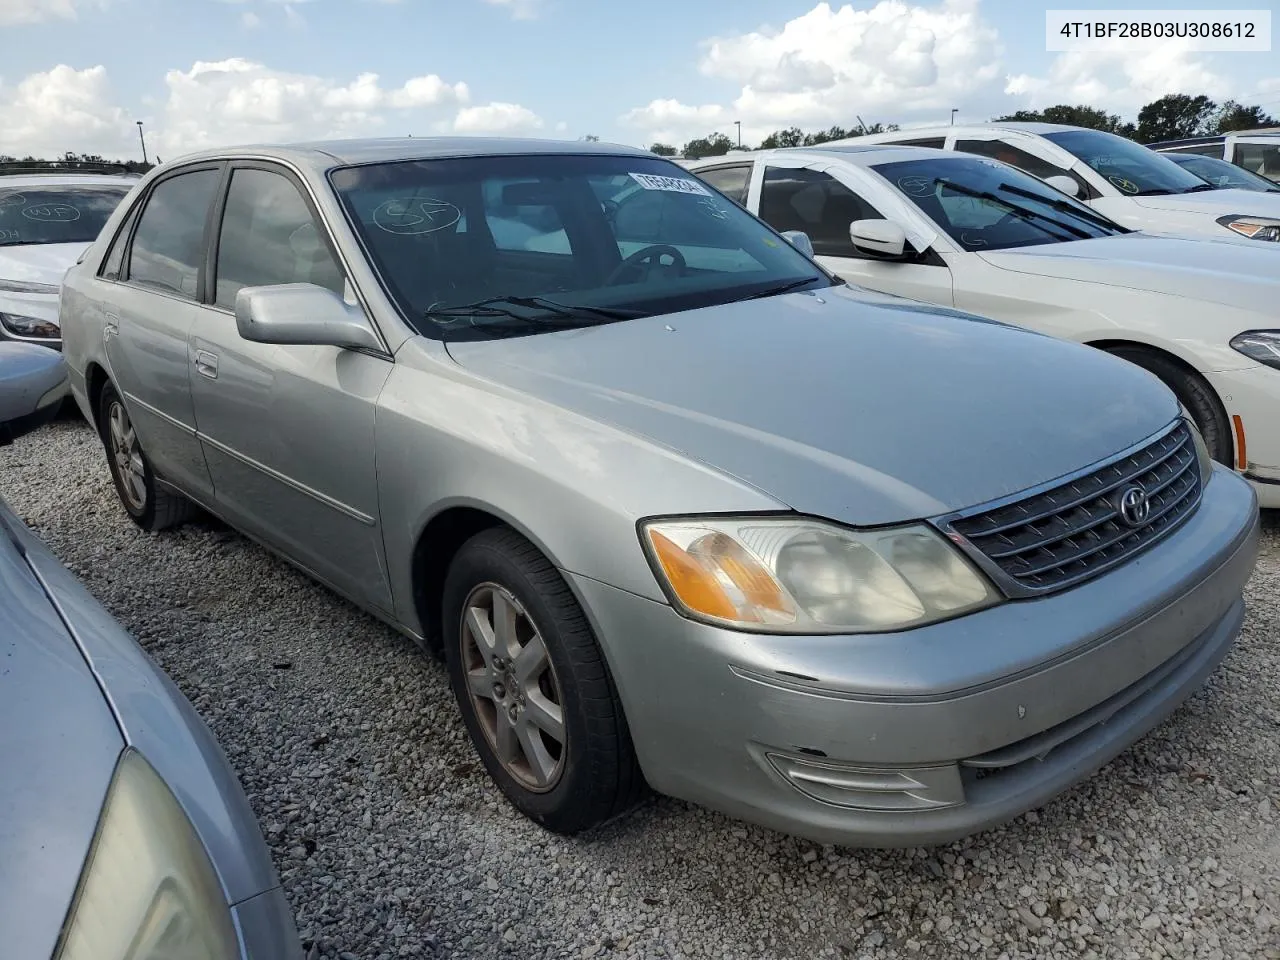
[55,749,239,960]
[0,278,60,294]
[641,517,1000,633]
[1230,330,1280,370]
[0,311,60,339]
[1184,417,1214,487]
[1217,215,1280,242]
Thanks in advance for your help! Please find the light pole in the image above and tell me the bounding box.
[950,108,958,126]
[136,121,149,165]
[734,120,741,148]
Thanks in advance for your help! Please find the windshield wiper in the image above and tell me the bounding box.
[730,276,824,303]
[1180,183,1218,194]
[1134,188,1173,196]
[425,294,644,327]
[995,183,1122,232]
[933,179,1090,241]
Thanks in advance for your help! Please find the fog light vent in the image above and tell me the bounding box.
[766,753,965,812]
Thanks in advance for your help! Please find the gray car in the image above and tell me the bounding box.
[58,138,1260,847]
[0,343,300,956]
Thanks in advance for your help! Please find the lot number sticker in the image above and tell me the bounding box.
[629,173,712,197]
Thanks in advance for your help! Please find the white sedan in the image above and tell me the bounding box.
[688,145,1280,508]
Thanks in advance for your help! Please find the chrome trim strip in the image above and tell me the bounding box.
[121,391,197,437]
[195,431,377,527]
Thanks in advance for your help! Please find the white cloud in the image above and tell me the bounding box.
[1005,48,1230,116]
[0,0,89,24]
[241,10,260,27]
[155,58,470,157]
[482,0,542,20]
[453,101,544,134]
[0,65,133,159]
[620,0,1003,146]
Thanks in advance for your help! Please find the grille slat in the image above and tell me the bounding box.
[949,423,1202,594]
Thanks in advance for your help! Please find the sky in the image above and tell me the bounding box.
[1,0,1278,161]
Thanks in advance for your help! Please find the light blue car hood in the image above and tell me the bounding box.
[446,286,1179,524]
[0,510,121,960]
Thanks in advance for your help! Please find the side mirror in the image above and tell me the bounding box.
[235,283,381,352]
[849,219,907,258]
[1043,174,1081,198]
[0,342,69,446]
[780,230,815,257]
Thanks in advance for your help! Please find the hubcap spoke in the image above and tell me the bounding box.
[523,691,564,745]
[515,716,558,787]
[491,590,521,660]
[494,710,519,765]
[466,667,495,698]
[465,605,498,666]
[513,632,549,686]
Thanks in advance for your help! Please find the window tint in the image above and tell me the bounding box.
[696,165,752,206]
[1236,143,1280,182]
[759,166,883,257]
[127,170,219,298]
[214,168,344,308]
[887,137,946,149]
[0,185,130,248]
[99,202,140,281]
[1043,129,1206,196]
[954,139,1095,199]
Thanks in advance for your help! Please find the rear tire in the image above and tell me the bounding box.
[442,527,644,834]
[97,382,195,531]
[1106,346,1233,466]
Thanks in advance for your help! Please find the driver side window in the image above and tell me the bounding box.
[758,166,883,258]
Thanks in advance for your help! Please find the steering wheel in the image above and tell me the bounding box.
[606,244,687,286]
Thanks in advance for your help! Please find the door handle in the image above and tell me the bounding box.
[195,350,219,380]
[103,315,119,342]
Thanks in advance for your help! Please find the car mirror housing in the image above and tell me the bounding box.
[0,342,69,446]
[779,230,815,258]
[1043,174,1081,198]
[234,283,382,352]
[849,219,908,258]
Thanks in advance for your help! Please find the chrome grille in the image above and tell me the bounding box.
[947,423,1202,595]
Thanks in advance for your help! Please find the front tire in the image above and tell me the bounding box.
[442,527,643,834]
[96,382,195,531]
[1107,346,1233,466]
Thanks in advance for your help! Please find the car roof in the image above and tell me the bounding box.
[167,136,654,173]
[829,122,1091,146]
[1150,129,1280,148]
[688,143,963,168]
[0,170,140,188]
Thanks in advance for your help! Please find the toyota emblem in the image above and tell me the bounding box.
[1117,485,1151,528]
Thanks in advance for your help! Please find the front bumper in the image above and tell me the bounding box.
[573,468,1259,848]
[1208,363,1280,508]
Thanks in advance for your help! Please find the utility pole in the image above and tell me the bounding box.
[136,121,149,164]
[950,108,958,126]
[734,120,742,148]
[856,115,868,135]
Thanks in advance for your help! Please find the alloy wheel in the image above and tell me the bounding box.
[107,400,147,511]
[460,582,567,792]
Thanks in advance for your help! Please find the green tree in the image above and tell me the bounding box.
[680,131,734,159]
[757,127,805,149]
[994,104,1130,135]
[581,134,600,142]
[649,142,677,156]
[803,125,852,145]
[1214,101,1278,133]
[1135,94,1218,143]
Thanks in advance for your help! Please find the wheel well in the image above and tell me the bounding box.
[411,507,505,656]
[85,362,109,429]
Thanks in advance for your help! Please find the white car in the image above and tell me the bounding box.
[1152,130,1280,185]
[831,123,1280,244]
[0,165,138,348]
[688,145,1280,507]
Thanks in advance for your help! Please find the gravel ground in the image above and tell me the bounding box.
[4,418,1280,960]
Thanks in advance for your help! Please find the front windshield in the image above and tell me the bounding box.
[329,153,830,340]
[1044,129,1208,196]
[872,155,1128,252]
[1167,154,1280,192]
[0,185,131,246]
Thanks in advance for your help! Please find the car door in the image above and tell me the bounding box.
[752,160,954,305]
[189,161,395,611]
[100,164,222,497]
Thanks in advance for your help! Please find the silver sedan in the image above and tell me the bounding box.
[0,343,299,959]
[58,138,1260,847]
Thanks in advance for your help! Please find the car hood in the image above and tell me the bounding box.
[445,286,1177,525]
[1129,186,1280,218]
[976,232,1280,312]
[0,241,89,286]
[0,504,122,960]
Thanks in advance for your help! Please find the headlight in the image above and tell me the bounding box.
[1217,215,1280,242]
[0,311,60,339]
[1184,416,1214,487]
[1230,330,1280,370]
[0,278,60,294]
[641,516,1000,633]
[55,749,239,960]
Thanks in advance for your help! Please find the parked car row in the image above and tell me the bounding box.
[3,124,1277,956]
